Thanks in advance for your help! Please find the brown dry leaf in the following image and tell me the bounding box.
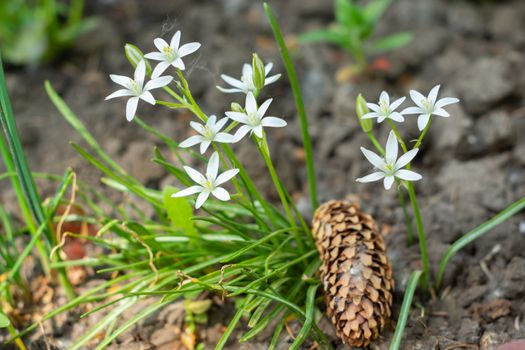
[471,299,512,323]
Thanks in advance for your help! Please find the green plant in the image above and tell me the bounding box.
[0,0,96,66]
[299,0,412,72]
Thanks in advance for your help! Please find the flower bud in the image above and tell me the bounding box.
[252,53,266,92]
[125,43,152,77]
[356,94,373,133]
[230,102,244,113]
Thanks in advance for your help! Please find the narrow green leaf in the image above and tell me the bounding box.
[0,312,10,328]
[369,32,412,52]
[298,28,349,48]
[289,285,318,350]
[163,186,197,237]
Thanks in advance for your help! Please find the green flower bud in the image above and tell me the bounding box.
[124,43,152,77]
[356,94,373,133]
[230,102,244,113]
[252,53,266,92]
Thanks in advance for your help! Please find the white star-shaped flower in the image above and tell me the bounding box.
[402,85,460,131]
[217,63,281,94]
[225,92,286,140]
[362,91,406,123]
[171,152,239,209]
[105,60,173,121]
[356,131,422,190]
[179,115,235,154]
[145,31,201,78]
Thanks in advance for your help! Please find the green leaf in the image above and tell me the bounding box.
[370,32,412,52]
[162,186,197,237]
[364,0,392,23]
[0,312,10,328]
[298,28,350,49]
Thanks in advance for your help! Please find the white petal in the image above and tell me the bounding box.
[199,140,211,154]
[221,74,246,90]
[361,112,379,119]
[154,38,169,52]
[265,74,281,85]
[389,96,406,111]
[378,115,388,123]
[388,112,405,122]
[105,89,133,100]
[215,168,240,185]
[261,117,287,128]
[190,121,205,134]
[401,106,422,115]
[170,31,181,50]
[395,148,419,170]
[140,91,156,105]
[417,114,431,131]
[226,111,249,124]
[435,97,459,109]
[134,60,146,87]
[179,135,204,148]
[110,74,132,88]
[242,64,252,78]
[433,108,450,117]
[428,84,440,103]
[178,42,201,57]
[171,186,202,198]
[385,131,398,165]
[234,125,252,142]
[356,172,385,183]
[366,103,380,112]
[151,62,171,79]
[360,147,386,170]
[195,191,210,209]
[264,62,274,75]
[253,125,263,138]
[144,52,165,61]
[410,90,426,107]
[207,152,220,179]
[245,92,257,114]
[212,187,230,201]
[184,166,205,185]
[379,91,390,105]
[172,58,186,70]
[383,176,395,190]
[206,114,217,127]
[214,132,234,143]
[216,86,243,94]
[126,97,139,122]
[257,98,273,118]
[214,117,229,131]
[396,169,422,181]
[144,76,173,90]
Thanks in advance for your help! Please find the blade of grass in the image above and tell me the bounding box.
[436,196,525,289]
[389,270,421,350]
[264,2,318,211]
[289,284,318,350]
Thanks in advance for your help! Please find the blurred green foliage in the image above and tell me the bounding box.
[0,0,96,66]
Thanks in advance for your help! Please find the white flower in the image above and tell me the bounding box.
[144,31,201,78]
[172,152,239,209]
[362,91,406,123]
[356,131,422,190]
[402,85,460,131]
[105,60,173,121]
[217,63,281,94]
[179,115,235,154]
[225,92,287,140]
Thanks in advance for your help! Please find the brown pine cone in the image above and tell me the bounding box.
[312,200,394,347]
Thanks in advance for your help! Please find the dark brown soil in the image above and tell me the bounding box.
[1,0,525,349]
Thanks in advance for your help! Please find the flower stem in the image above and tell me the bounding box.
[413,116,433,149]
[366,131,385,155]
[397,182,414,246]
[406,182,429,289]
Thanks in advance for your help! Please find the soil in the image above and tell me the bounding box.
[1,0,525,349]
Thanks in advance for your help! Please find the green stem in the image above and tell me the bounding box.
[413,116,433,150]
[264,3,318,211]
[435,196,525,290]
[367,131,385,155]
[406,183,429,289]
[389,270,422,350]
[397,182,414,246]
[387,120,408,153]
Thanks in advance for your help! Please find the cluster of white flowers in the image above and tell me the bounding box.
[105,31,285,209]
[357,85,459,190]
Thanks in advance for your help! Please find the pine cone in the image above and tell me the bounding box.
[312,200,394,347]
